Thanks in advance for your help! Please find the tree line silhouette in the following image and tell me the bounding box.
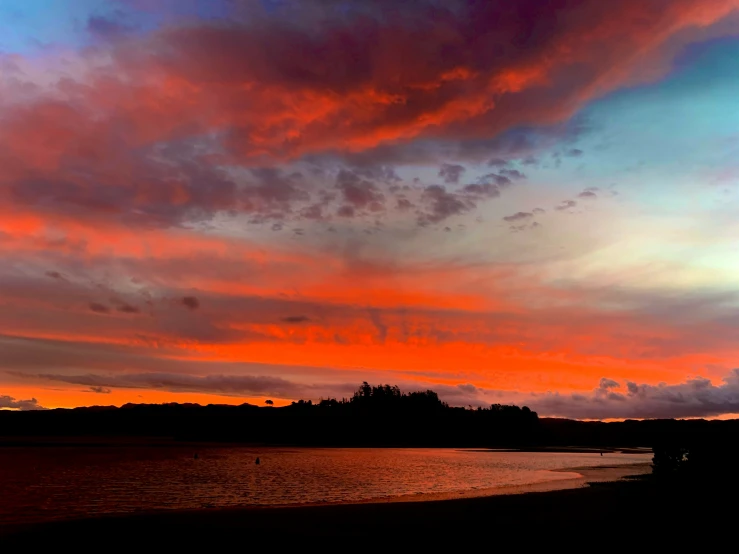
[0,382,538,447]
[2,382,739,462]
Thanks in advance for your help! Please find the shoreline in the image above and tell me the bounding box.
[0,436,653,453]
[1,462,651,541]
[11,463,714,546]
[294,461,652,506]
[10,462,731,547]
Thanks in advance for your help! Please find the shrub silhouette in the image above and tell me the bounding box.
[652,445,688,477]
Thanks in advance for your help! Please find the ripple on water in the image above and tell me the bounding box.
[0,447,651,524]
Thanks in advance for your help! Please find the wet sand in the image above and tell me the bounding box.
[8,462,712,547]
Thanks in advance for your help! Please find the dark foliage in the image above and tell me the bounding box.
[651,445,689,477]
[541,418,739,482]
[0,382,538,447]
[651,441,739,483]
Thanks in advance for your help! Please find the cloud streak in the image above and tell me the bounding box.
[25,371,354,402]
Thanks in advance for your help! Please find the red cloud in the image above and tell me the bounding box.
[113,0,738,159]
[0,0,735,231]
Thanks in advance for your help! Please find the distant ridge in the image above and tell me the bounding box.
[2,382,738,449]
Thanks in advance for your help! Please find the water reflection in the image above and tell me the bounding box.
[0,447,650,524]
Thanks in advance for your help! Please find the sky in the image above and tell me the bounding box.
[2,0,739,419]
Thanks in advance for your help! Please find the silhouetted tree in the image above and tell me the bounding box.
[652,445,688,477]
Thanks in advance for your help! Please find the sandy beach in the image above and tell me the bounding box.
[8,462,719,547]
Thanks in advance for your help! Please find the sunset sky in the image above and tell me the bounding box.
[2,0,739,419]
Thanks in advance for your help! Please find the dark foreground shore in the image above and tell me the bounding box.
[1,464,730,547]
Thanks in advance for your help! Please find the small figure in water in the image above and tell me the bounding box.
[600,452,603,457]
[194,453,199,459]
[255,457,260,465]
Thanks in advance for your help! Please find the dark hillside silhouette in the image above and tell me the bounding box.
[2,382,739,455]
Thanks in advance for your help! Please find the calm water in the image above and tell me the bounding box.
[0,447,650,525]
